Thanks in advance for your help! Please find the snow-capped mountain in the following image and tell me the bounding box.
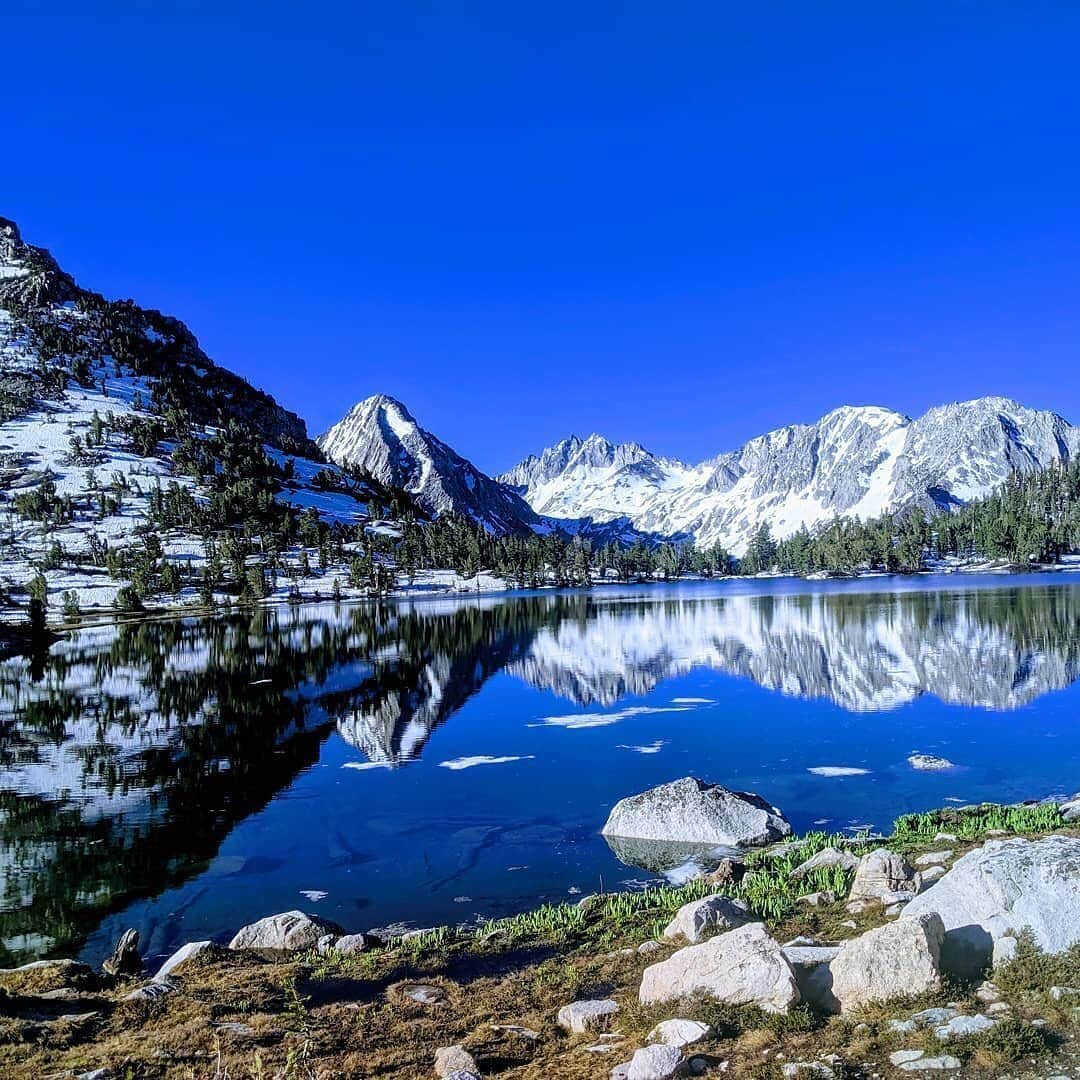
[318,394,542,533]
[501,401,1080,553]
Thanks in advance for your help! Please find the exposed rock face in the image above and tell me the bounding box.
[556,998,619,1033]
[848,849,918,903]
[824,913,945,1013]
[903,836,1080,977]
[228,910,346,951]
[602,778,791,847]
[638,922,800,1013]
[661,895,754,943]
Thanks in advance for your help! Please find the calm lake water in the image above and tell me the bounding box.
[3,574,1080,969]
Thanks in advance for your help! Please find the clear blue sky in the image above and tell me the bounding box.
[5,3,1080,473]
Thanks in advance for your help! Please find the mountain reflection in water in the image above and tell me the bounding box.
[2,578,1079,964]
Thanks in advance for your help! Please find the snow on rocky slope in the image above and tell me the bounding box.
[501,401,1080,553]
[0,217,377,615]
[318,394,543,533]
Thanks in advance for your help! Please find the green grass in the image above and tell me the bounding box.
[893,802,1064,844]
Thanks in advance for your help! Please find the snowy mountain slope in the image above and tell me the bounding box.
[318,394,543,533]
[502,401,1080,553]
[0,217,379,614]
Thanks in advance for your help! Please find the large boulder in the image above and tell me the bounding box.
[848,849,917,903]
[903,835,1080,978]
[229,910,346,951]
[602,777,791,847]
[662,895,754,943]
[639,922,799,1013]
[824,912,944,1013]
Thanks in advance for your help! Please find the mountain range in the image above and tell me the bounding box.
[321,394,1080,554]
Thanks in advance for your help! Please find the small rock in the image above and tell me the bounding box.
[215,1022,257,1038]
[974,980,1002,1004]
[985,1001,1011,1015]
[910,1007,959,1025]
[637,940,663,955]
[154,940,212,981]
[704,856,746,887]
[1061,796,1080,822]
[688,1059,708,1075]
[625,1044,683,1080]
[490,1023,539,1040]
[933,832,958,842]
[890,1050,925,1065]
[435,1045,477,1077]
[797,890,836,906]
[403,984,444,1004]
[334,933,375,954]
[789,847,859,880]
[933,1013,996,1040]
[1031,1017,1049,1027]
[442,1073,480,1080]
[781,1064,835,1078]
[662,895,754,944]
[124,977,179,1001]
[888,1019,917,1034]
[896,1057,961,1072]
[557,998,619,1033]
[1050,985,1080,1001]
[848,849,917,903]
[102,928,141,977]
[646,1018,711,1048]
[316,934,338,953]
[915,851,953,867]
[919,865,947,886]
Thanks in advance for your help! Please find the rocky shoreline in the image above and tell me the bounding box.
[4,785,1080,1078]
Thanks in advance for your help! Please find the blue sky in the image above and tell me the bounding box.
[5,3,1080,472]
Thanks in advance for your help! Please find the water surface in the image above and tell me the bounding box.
[3,574,1079,968]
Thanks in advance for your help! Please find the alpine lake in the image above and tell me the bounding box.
[4,573,1080,972]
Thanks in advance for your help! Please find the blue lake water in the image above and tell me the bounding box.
[2,573,1079,968]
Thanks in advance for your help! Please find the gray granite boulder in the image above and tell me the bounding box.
[903,836,1080,978]
[228,910,345,951]
[662,895,754,943]
[639,922,799,1013]
[603,777,790,847]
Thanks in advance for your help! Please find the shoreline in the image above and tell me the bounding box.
[4,793,1079,1078]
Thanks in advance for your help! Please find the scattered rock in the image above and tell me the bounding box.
[848,849,917,904]
[933,832,958,843]
[914,851,953,866]
[153,940,213,981]
[403,984,445,1005]
[228,910,345,951]
[662,895,754,943]
[622,1044,684,1079]
[490,1023,539,1040]
[639,922,799,1014]
[704,856,746,887]
[903,836,1080,977]
[896,1057,961,1072]
[601,777,791,847]
[825,912,944,1013]
[124,977,179,1001]
[908,754,955,771]
[557,998,619,1033]
[910,1007,959,1025]
[435,1045,478,1077]
[782,945,843,1011]
[918,865,948,886]
[637,940,663,955]
[974,981,1003,1004]
[646,1018,711,1048]
[334,933,375,954]
[789,847,858,880]
[1061,796,1080,823]
[985,1001,1011,1016]
[797,890,836,907]
[782,1064,835,1078]
[934,1013,996,1039]
[890,1051,926,1065]
[1050,985,1080,1001]
[102,928,141,977]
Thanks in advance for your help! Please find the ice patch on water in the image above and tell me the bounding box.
[531,705,689,729]
[438,755,535,771]
[672,697,714,704]
[342,761,394,771]
[300,890,327,902]
[808,766,870,777]
[617,739,668,754]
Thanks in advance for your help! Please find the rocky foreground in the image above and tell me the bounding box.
[3,786,1080,1078]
